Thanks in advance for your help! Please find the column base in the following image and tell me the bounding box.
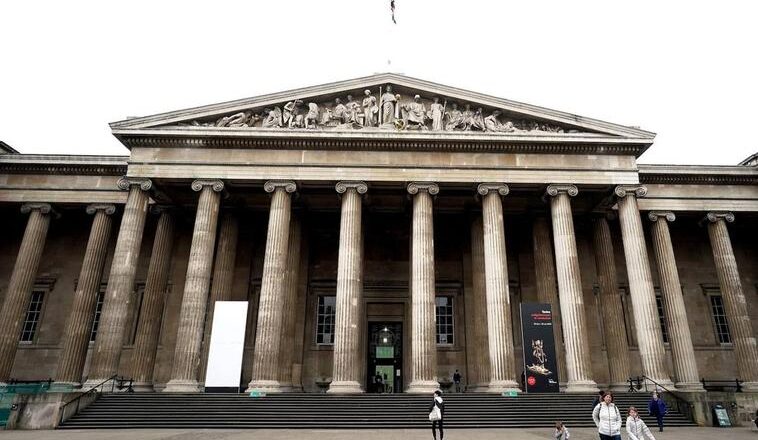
[81,378,114,391]
[487,380,521,394]
[608,382,631,392]
[740,381,758,392]
[565,380,599,393]
[245,379,283,394]
[162,379,202,393]
[406,380,440,394]
[327,380,364,394]
[131,381,156,392]
[646,377,675,392]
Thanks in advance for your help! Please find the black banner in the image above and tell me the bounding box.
[520,303,559,393]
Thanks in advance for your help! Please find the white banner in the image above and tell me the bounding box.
[204,301,249,390]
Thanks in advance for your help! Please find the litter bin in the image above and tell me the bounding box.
[712,404,731,427]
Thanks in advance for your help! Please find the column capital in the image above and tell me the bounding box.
[647,211,676,222]
[477,183,509,196]
[191,179,224,192]
[614,185,647,198]
[335,181,368,195]
[20,203,52,215]
[407,182,439,195]
[117,176,153,191]
[264,180,297,194]
[545,184,578,198]
[705,211,735,223]
[86,204,116,216]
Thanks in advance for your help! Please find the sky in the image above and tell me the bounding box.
[1,0,756,165]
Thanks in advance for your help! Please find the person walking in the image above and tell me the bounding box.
[428,390,445,440]
[453,369,462,393]
[592,391,622,440]
[592,390,606,409]
[554,420,570,439]
[626,406,656,440]
[647,392,667,432]
[375,372,384,394]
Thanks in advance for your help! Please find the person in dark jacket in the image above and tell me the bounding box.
[647,392,667,432]
[592,390,606,409]
[453,369,462,393]
[429,390,445,440]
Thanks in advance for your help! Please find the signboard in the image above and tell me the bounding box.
[204,301,249,393]
[713,404,731,427]
[519,303,560,393]
[376,346,394,358]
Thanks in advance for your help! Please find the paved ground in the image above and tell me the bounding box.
[1,427,756,440]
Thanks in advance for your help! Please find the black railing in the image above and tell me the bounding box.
[58,375,134,426]
[700,378,743,392]
[627,375,693,418]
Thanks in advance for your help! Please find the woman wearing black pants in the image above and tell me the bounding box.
[429,390,445,440]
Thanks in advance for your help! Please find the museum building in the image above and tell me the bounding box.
[1,74,757,398]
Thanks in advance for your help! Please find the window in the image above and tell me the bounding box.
[89,291,106,342]
[316,296,336,345]
[709,294,731,344]
[655,292,669,343]
[127,285,146,345]
[435,296,454,345]
[20,291,45,343]
[619,287,637,347]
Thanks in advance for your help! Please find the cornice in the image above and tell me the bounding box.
[639,164,758,185]
[0,154,128,176]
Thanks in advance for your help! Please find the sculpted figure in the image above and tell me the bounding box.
[304,102,320,129]
[215,111,252,127]
[362,89,378,127]
[380,85,398,124]
[283,99,303,128]
[428,97,444,131]
[401,95,428,130]
[262,107,283,128]
[484,110,520,133]
[462,105,485,131]
[444,103,464,130]
[345,95,361,125]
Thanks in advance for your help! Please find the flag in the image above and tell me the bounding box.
[390,0,396,24]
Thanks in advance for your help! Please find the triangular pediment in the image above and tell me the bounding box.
[110,74,654,142]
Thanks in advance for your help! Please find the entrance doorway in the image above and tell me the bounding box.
[367,322,403,393]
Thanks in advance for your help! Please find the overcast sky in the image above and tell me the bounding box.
[2,1,756,165]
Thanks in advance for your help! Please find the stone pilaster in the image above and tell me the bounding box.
[532,216,567,387]
[614,185,672,387]
[406,182,440,393]
[467,216,490,391]
[56,204,115,385]
[329,181,368,394]
[247,180,297,393]
[164,180,224,393]
[85,177,152,387]
[279,217,302,391]
[130,208,175,392]
[477,183,519,393]
[199,212,239,384]
[592,216,631,391]
[0,203,53,382]
[648,212,703,391]
[546,184,598,393]
[705,212,758,391]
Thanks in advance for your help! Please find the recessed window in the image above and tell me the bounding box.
[435,296,454,345]
[709,294,731,344]
[89,291,106,343]
[316,296,336,345]
[655,292,669,343]
[20,291,45,343]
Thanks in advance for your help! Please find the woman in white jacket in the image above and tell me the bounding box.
[626,406,656,440]
[592,391,622,440]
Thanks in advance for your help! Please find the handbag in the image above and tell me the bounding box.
[429,402,442,421]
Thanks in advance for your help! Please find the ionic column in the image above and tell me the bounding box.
[614,185,672,387]
[705,212,758,391]
[592,216,631,391]
[467,216,490,391]
[532,216,567,387]
[329,181,367,394]
[648,212,703,391]
[130,207,175,392]
[0,203,53,382]
[85,177,152,387]
[247,180,297,393]
[279,217,302,391]
[199,212,239,383]
[406,182,440,393]
[164,180,224,393]
[546,184,598,392]
[56,204,115,386]
[478,183,519,392]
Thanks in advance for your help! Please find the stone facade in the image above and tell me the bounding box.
[1,74,757,397]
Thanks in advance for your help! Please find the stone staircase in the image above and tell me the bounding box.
[59,392,695,429]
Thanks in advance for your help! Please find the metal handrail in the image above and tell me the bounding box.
[57,374,118,426]
[636,375,692,415]
[700,378,743,392]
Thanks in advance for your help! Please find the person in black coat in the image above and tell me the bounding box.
[429,390,445,440]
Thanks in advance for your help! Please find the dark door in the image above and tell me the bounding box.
[367,322,402,393]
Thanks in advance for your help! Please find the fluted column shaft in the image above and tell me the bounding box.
[592,217,631,390]
[648,212,702,390]
[329,182,367,394]
[279,217,302,390]
[467,216,490,390]
[0,204,52,382]
[706,213,758,390]
[547,185,597,392]
[164,180,223,392]
[532,216,567,386]
[478,184,519,392]
[615,186,672,386]
[130,209,175,391]
[56,204,115,385]
[247,180,296,392]
[86,178,151,386]
[406,182,440,393]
